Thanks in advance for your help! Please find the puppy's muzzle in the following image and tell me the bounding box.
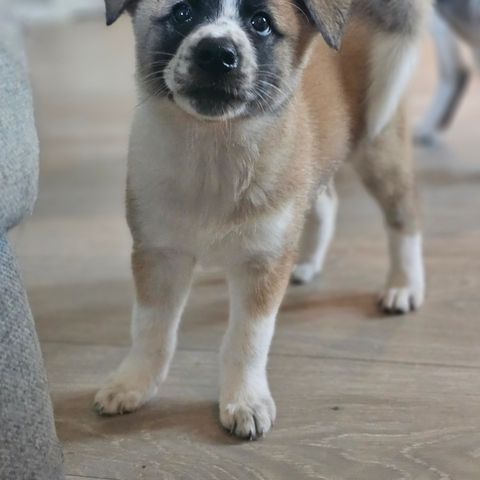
[177,35,249,117]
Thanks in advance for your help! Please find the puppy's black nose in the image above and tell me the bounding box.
[194,37,239,75]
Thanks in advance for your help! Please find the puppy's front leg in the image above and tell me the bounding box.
[220,252,293,440]
[94,247,195,415]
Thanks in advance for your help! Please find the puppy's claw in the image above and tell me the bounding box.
[252,415,266,440]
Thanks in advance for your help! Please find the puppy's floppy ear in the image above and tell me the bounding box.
[300,0,353,50]
[105,0,132,26]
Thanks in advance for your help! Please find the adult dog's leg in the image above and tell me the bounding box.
[355,114,425,315]
[415,10,470,144]
[474,46,480,71]
[94,247,195,415]
[220,252,293,439]
[291,180,338,285]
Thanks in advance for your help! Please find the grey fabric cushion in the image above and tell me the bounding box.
[0,12,64,480]
[0,16,39,233]
[0,235,64,480]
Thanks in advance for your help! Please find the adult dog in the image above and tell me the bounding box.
[416,0,480,144]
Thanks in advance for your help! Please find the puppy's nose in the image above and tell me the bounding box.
[194,37,239,75]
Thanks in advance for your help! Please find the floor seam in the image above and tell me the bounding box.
[41,340,480,371]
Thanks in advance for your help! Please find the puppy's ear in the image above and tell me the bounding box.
[105,0,132,26]
[300,0,353,50]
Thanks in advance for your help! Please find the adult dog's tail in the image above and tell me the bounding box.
[354,0,433,139]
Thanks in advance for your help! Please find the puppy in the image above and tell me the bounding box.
[416,0,480,144]
[94,0,431,439]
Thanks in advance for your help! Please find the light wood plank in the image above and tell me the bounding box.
[66,475,116,480]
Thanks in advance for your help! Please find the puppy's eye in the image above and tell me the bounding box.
[251,13,272,36]
[171,2,193,24]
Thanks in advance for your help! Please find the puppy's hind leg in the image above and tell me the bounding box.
[94,247,195,415]
[291,180,338,285]
[354,115,425,315]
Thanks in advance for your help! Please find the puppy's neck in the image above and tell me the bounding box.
[141,92,300,154]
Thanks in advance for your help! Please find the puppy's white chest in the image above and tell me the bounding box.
[129,103,257,212]
[127,103,291,264]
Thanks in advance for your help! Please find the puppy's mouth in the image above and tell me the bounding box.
[186,86,242,102]
[175,85,248,118]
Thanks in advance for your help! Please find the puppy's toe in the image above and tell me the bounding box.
[220,396,276,441]
[379,285,424,315]
[291,263,319,285]
[94,382,156,416]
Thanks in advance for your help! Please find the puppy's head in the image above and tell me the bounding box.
[106,0,352,120]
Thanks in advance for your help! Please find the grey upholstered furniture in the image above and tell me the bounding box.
[0,13,64,480]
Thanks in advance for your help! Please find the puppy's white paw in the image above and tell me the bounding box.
[291,262,320,285]
[220,394,276,440]
[381,232,425,315]
[379,284,425,315]
[94,373,157,416]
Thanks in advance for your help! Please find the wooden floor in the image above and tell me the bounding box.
[9,17,480,480]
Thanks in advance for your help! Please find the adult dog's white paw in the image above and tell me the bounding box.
[93,375,157,416]
[379,284,425,315]
[413,127,438,147]
[220,394,276,441]
[291,262,320,285]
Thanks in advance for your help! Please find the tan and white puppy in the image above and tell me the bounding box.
[94,0,431,440]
